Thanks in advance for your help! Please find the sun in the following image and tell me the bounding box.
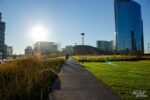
[30,24,48,41]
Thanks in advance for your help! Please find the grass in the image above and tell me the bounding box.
[81,60,150,100]
[0,56,65,100]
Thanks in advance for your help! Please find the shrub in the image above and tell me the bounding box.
[73,55,150,62]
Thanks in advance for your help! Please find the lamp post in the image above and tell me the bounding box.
[81,33,85,59]
[81,33,85,45]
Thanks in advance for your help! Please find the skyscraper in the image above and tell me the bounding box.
[0,13,5,58]
[114,0,144,54]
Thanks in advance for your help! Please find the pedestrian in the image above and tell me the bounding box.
[66,54,69,61]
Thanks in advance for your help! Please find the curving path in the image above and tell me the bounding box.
[49,58,119,100]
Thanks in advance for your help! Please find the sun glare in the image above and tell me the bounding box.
[30,24,48,41]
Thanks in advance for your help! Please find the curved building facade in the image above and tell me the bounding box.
[114,0,144,54]
[73,45,100,55]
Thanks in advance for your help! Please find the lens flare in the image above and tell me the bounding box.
[30,24,48,41]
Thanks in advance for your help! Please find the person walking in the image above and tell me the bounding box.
[65,54,69,61]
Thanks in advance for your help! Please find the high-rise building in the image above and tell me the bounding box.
[96,40,113,52]
[114,0,144,54]
[34,41,61,55]
[0,13,5,58]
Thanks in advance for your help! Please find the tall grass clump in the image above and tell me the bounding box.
[0,56,65,100]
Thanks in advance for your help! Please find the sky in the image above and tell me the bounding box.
[0,0,150,54]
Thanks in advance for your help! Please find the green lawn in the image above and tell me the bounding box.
[82,60,150,100]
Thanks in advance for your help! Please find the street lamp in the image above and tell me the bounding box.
[81,33,85,45]
[81,33,85,59]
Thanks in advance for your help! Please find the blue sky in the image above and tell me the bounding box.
[0,0,150,54]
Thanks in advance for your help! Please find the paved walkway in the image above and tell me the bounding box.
[49,58,119,100]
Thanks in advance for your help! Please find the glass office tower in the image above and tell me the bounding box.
[114,0,144,54]
[0,13,5,58]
